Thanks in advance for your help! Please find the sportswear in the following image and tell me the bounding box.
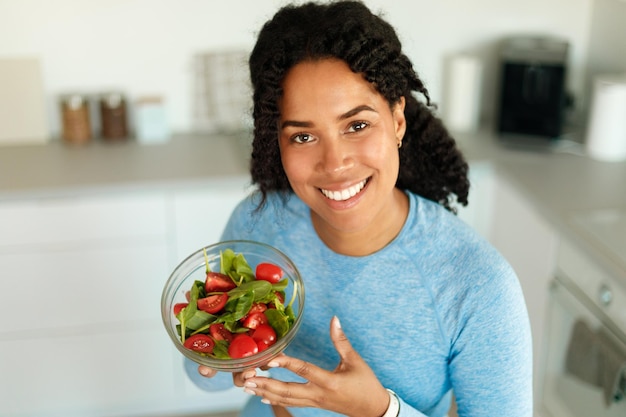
[187,190,533,417]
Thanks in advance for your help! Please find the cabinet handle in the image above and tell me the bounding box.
[598,284,613,307]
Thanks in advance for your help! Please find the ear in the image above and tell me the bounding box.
[392,96,407,140]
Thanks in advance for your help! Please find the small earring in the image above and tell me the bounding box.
[397,140,403,149]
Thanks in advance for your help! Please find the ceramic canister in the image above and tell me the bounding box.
[585,74,626,162]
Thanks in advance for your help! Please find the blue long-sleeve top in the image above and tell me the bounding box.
[186,190,533,417]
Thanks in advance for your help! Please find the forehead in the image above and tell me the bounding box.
[279,59,383,117]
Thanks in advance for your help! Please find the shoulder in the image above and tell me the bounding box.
[403,191,523,318]
[407,192,513,281]
[221,191,309,242]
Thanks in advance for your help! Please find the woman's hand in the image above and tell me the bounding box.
[196,365,254,386]
[239,316,390,417]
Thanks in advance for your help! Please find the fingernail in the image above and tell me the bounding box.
[267,361,279,368]
[243,371,255,380]
[261,398,271,405]
[244,388,256,396]
[244,381,257,388]
[334,316,342,329]
[199,367,210,376]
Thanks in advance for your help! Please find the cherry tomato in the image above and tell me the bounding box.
[205,272,237,293]
[255,262,284,284]
[248,303,268,315]
[197,293,228,314]
[241,311,268,329]
[183,334,215,353]
[251,324,277,352]
[228,334,258,359]
[209,323,233,342]
[173,302,188,315]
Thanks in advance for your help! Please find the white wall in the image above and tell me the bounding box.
[0,0,603,137]
[587,0,626,96]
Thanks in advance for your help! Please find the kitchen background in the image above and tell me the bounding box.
[1,1,626,417]
[1,0,625,142]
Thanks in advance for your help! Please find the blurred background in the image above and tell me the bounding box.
[1,1,626,417]
[0,0,624,141]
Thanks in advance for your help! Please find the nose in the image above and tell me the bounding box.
[317,137,354,174]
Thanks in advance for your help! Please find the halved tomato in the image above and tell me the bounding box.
[173,302,188,315]
[209,323,233,342]
[197,293,228,314]
[248,303,268,315]
[255,262,284,284]
[183,334,215,353]
[205,272,237,292]
[241,311,268,329]
[228,334,258,359]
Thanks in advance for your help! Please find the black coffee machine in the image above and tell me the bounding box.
[496,36,569,140]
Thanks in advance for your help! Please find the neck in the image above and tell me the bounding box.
[311,188,409,257]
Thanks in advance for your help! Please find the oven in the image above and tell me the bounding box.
[540,237,626,417]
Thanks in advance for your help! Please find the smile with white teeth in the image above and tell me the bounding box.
[320,179,368,201]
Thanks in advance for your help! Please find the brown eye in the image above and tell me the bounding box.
[347,121,369,133]
[292,133,315,144]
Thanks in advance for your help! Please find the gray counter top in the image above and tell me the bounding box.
[457,129,626,281]
[1,129,625,277]
[0,133,251,200]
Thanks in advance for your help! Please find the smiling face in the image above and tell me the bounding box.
[278,58,408,255]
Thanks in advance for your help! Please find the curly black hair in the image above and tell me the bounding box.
[248,0,469,212]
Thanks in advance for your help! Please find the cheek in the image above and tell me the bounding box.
[363,136,398,166]
[280,148,308,184]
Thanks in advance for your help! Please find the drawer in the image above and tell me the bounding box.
[0,242,170,333]
[0,192,168,247]
[0,326,248,417]
[0,326,175,417]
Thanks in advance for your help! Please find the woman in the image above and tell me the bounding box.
[187,2,532,416]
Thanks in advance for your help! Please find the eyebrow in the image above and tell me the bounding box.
[280,104,377,129]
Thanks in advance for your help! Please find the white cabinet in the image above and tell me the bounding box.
[487,173,559,414]
[0,181,250,417]
[0,192,174,417]
[457,161,496,239]
[172,177,251,261]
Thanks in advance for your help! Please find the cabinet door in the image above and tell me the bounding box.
[0,243,174,416]
[457,161,496,239]
[173,177,250,262]
[489,174,559,407]
[0,192,168,247]
[0,243,169,332]
[0,191,178,417]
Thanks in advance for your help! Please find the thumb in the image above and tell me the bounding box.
[330,316,356,361]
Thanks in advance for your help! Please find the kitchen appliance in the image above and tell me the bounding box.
[496,36,569,140]
[540,211,626,417]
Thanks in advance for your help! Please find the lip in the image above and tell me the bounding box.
[319,178,370,207]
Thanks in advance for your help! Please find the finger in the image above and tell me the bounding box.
[244,375,317,408]
[198,365,217,378]
[329,316,357,362]
[264,354,330,385]
[233,368,258,387]
[259,353,287,371]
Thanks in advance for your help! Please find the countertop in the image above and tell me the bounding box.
[1,129,625,278]
[456,129,626,281]
[0,133,251,200]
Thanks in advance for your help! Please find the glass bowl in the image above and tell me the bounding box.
[161,240,304,372]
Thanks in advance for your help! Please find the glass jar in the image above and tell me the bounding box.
[99,92,128,141]
[60,94,91,144]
